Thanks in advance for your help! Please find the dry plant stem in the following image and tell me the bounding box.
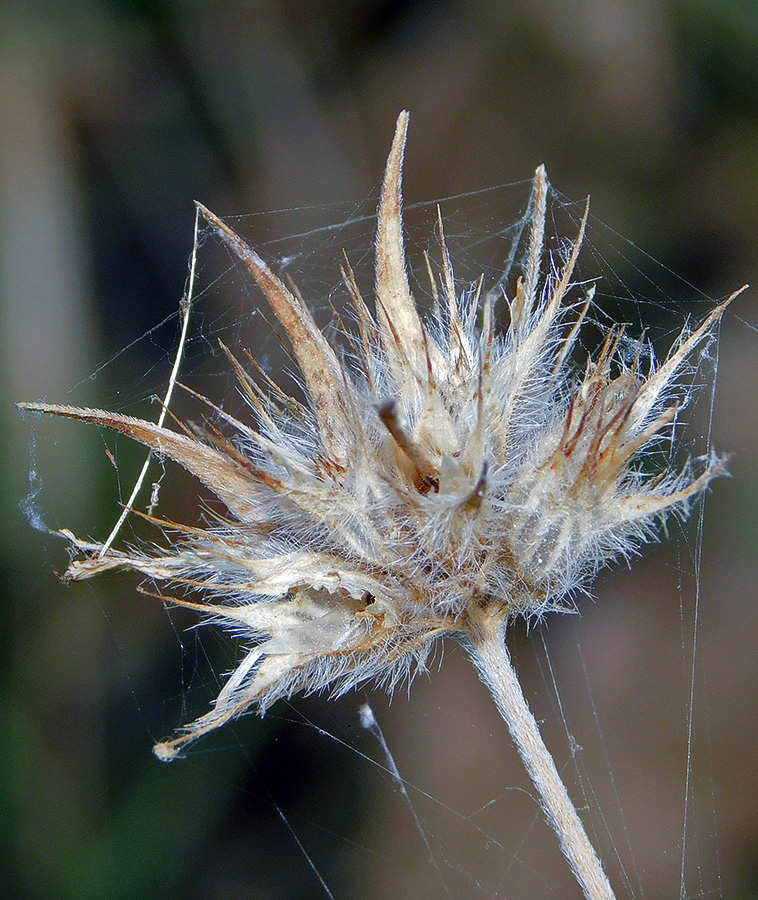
[470,615,616,900]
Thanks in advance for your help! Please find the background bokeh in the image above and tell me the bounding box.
[1,1,756,899]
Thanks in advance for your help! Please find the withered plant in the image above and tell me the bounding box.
[20,112,742,900]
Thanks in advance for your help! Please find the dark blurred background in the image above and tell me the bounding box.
[1,1,757,899]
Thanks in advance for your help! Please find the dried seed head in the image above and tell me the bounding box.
[20,111,737,760]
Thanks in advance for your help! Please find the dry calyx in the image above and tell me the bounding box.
[20,112,741,900]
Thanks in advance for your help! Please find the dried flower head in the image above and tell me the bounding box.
[21,112,733,764]
[22,111,744,900]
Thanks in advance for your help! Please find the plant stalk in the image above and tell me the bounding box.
[469,615,616,900]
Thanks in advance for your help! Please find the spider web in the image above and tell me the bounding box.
[22,177,752,900]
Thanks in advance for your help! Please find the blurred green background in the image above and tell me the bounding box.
[1,1,757,899]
